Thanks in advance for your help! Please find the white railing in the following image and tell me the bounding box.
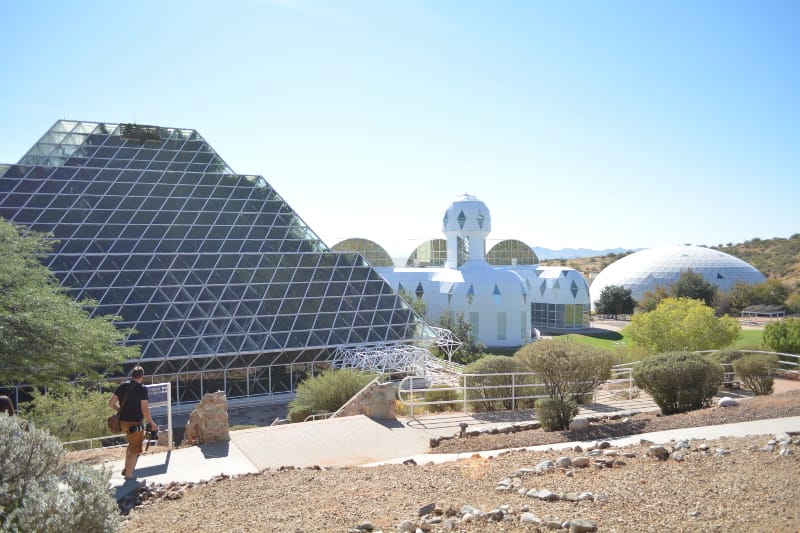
[424,355,465,375]
[62,434,126,450]
[302,412,332,422]
[693,350,799,383]
[609,362,637,399]
[397,372,550,418]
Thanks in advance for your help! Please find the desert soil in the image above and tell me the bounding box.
[67,389,800,532]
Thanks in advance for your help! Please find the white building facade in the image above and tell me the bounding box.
[375,194,590,348]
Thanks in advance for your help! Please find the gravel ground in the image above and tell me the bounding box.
[431,388,800,454]
[100,389,800,533]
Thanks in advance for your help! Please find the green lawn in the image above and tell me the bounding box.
[557,326,764,352]
[733,328,764,349]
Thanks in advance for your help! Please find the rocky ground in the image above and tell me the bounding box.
[67,389,800,532]
[430,388,800,454]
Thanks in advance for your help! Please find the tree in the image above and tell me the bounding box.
[435,312,485,364]
[0,219,139,387]
[727,279,790,315]
[626,297,741,354]
[514,337,614,402]
[670,270,717,307]
[726,281,759,314]
[396,287,427,318]
[20,386,112,442]
[762,317,800,354]
[755,279,790,307]
[638,286,668,312]
[594,285,636,318]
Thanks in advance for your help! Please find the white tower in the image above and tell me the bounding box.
[442,193,491,268]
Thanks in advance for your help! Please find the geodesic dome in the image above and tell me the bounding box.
[589,245,765,309]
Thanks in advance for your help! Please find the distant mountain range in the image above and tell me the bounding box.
[533,246,631,260]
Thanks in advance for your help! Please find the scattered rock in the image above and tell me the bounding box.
[569,418,590,431]
[572,457,592,468]
[672,450,688,462]
[570,518,598,532]
[418,502,436,516]
[556,456,572,468]
[718,397,738,407]
[648,445,671,460]
[535,460,555,471]
[520,512,542,524]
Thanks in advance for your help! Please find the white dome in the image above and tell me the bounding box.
[442,193,491,236]
[590,245,765,308]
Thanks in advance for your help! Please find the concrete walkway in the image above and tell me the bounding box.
[368,416,800,466]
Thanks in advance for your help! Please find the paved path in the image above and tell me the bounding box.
[368,416,800,466]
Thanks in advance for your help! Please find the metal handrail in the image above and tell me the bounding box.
[397,372,552,417]
[62,435,126,450]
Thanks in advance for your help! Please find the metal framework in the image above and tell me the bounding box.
[0,119,436,403]
[330,342,430,376]
[430,326,463,362]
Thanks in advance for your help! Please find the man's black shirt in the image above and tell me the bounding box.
[113,380,149,422]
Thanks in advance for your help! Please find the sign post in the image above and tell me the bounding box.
[145,383,173,450]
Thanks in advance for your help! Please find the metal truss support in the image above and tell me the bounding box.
[430,326,463,362]
[330,343,430,376]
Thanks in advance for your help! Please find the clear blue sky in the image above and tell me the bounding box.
[1,0,798,258]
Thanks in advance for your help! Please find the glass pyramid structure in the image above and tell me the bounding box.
[0,120,433,401]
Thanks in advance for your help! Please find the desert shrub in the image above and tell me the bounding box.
[462,356,531,411]
[633,352,723,415]
[704,349,745,365]
[535,397,578,431]
[287,404,314,423]
[424,385,460,413]
[733,354,779,395]
[287,369,376,422]
[20,385,113,442]
[514,338,614,402]
[704,349,745,387]
[0,415,120,532]
[763,317,800,354]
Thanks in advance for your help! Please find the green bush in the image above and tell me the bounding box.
[704,349,745,387]
[424,385,460,413]
[514,338,614,402]
[0,415,120,532]
[704,349,745,365]
[287,368,376,421]
[462,356,531,411]
[763,317,800,354]
[287,404,314,423]
[633,352,723,415]
[535,397,578,431]
[20,385,113,442]
[733,354,779,395]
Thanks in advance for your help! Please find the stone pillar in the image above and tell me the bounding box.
[335,382,397,420]
[181,391,230,446]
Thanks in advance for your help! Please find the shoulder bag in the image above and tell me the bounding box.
[107,387,129,434]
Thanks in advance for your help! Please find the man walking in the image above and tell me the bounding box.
[108,365,157,480]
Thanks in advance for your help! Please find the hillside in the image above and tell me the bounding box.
[540,251,632,277]
[717,234,800,282]
[541,234,800,285]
